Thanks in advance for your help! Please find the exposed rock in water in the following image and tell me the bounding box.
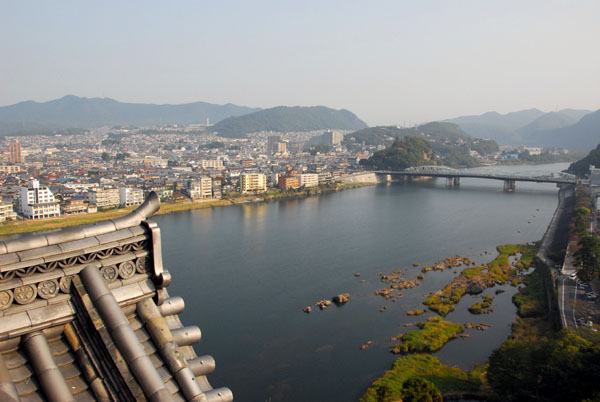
[315,299,332,310]
[354,272,361,277]
[466,278,487,295]
[465,322,490,331]
[417,274,425,280]
[303,306,312,313]
[413,262,419,267]
[495,289,505,295]
[332,293,350,305]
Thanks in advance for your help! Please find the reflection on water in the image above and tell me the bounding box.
[154,164,565,402]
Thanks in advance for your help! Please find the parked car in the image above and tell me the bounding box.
[586,292,598,300]
[569,272,578,279]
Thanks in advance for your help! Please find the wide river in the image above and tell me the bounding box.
[155,163,568,402]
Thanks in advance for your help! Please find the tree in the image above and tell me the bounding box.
[575,235,600,282]
[401,378,442,402]
[101,152,111,161]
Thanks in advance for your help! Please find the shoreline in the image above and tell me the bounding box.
[0,182,374,236]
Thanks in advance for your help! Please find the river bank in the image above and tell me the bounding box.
[0,181,373,236]
[359,182,575,400]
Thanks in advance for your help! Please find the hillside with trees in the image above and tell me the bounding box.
[208,106,367,138]
[568,144,600,177]
[359,136,434,170]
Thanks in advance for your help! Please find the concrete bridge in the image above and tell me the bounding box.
[373,166,577,191]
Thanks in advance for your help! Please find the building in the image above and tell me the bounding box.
[18,179,61,219]
[267,135,281,153]
[590,166,600,186]
[9,139,24,163]
[295,173,319,188]
[61,198,89,215]
[0,202,17,222]
[240,173,267,194]
[318,172,333,184]
[120,187,144,207]
[187,177,213,199]
[0,194,232,401]
[278,175,299,190]
[0,165,20,174]
[88,188,120,209]
[200,159,224,170]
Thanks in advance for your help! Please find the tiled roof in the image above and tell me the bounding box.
[0,192,232,402]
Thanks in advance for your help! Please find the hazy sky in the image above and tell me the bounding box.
[1,0,599,126]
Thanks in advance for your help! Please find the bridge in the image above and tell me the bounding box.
[373,165,577,191]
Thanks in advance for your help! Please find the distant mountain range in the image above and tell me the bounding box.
[444,108,596,150]
[0,95,261,135]
[208,106,367,138]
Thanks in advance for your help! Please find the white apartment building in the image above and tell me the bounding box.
[240,173,267,194]
[0,203,17,222]
[295,173,319,188]
[119,187,144,207]
[18,179,61,219]
[200,159,224,170]
[188,177,213,199]
[88,188,120,209]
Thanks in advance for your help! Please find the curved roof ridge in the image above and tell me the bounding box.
[0,191,160,255]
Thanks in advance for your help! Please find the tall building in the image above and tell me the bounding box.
[267,136,281,153]
[187,177,213,199]
[9,139,23,164]
[88,188,120,209]
[295,173,319,187]
[240,173,267,194]
[18,179,61,219]
[120,187,144,206]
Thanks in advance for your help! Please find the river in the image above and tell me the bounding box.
[155,163,568,402]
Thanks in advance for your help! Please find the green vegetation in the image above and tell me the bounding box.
[391,316,464,354]
[359,354,485,402]
[575,235,600,282]
[423,244,536,316]
[569,143,600,177]
[468,295,493,314]
[512,261,548,318]
[360,136,433,170]
[208,106,367,138]
[488,329,600,401]
[342,126,404,148]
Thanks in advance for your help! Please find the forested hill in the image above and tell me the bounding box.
[344,122,472,148]
[208,106,367,138]
[568,143,600,177]
[359,136,434,170]
[0,95,260,135]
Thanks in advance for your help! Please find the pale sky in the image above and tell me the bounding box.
[1,0,599,126]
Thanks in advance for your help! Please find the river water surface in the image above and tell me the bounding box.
[155,163,568,402]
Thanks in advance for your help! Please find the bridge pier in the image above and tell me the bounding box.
[446,177,460,188]
[504,180,516,192]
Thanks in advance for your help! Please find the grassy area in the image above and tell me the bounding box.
[424,244,537,316]
[0,199,231,236]
[391,316,464,354]
[359,354,486,402]
[469,295,494,314]
[512,261,548,318]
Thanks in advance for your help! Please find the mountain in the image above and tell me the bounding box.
[208,106,367,138]
[517,111,577,138]
[524,109,600,151]
[0,95,261,135]
[444,109,545,144]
